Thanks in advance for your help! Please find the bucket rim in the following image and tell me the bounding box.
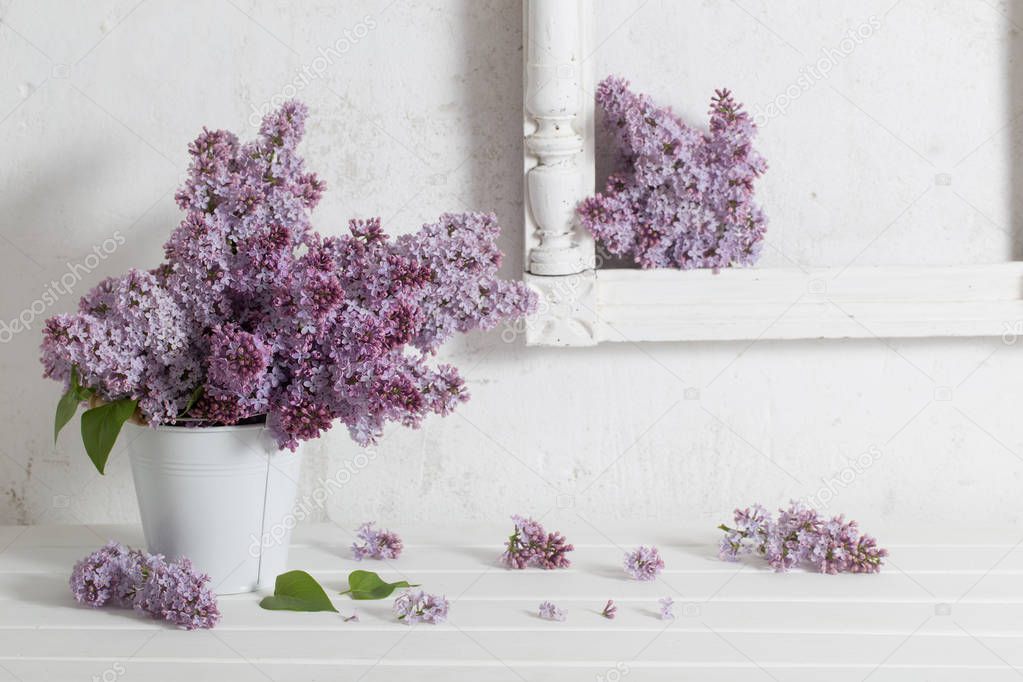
[129,422,269,435]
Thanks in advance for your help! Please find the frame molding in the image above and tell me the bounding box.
[522,0,1023,346]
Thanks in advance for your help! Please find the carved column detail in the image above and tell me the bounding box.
[523,272,598,346]
[524,0,593,276]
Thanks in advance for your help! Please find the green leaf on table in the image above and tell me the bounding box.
[54,365,93,443]
[259,570,338,612]
[340,570,419,600]
[80,398,137,475]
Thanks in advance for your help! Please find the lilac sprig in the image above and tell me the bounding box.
[500,515,574,570]
[132,555,222,630]
[538,600,566,621]
[718,501,888,574]
[578,76,768,270]
[624,545,664,581]
[351,522,403,561]
[68,541,144,609]
[393,589,449,625]
[69,542,220,630]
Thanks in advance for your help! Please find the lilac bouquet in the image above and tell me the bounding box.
[578,76,768,270]
[70,541,220,630]
[41,101,535,471]
[718,501,888,574]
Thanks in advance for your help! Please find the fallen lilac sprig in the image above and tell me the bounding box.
[624,545,664,581]
[658,597,675,620]
[70,541,220,630]
[718,501,888,574]
[538,600,566,621]
[393,589,449,625]
[500,515,574,569]
[351,522,403,561]
[601,599,617,619]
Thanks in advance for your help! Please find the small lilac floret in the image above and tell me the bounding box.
[500,515,574,570]
[351,522,403,561]
[538,600,566,621]
[393,589,449,624]
[624,545,665,581]
[658,596,675,620]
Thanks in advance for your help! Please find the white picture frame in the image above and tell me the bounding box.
[521,0,1023,346]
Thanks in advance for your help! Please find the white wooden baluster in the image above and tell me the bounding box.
[524,0,593,276]
[523,0,598,346]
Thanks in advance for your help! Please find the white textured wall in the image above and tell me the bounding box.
[1,0,1021,530]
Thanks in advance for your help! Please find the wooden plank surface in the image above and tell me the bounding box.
[0,523,1021,681]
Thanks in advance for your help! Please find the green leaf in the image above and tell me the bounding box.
[55,389,81,443]
[259,570,338,612]
[80,398,137,475]
[340,570,419,600]
[54,366,93,443]
[179,386,203,418]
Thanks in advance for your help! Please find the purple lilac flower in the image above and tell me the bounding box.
[343,611,359,623]
[133,556,221,630]
[768,501,822,571]
[393,589,449,625]
[69,542,220,630]
[538,600,566,621]
[69,541,143,608]
[717,504,772,561]
[717,502,888,574]
[601,599,617,619]
[40,101,536,451]
[624,545,665,581]
[351,522,403,561]
[807,516,889,575]
[578,76,767,270]
[500,515,574,570]
[658,597,675,620]
[206,324,271,400]
[848,533,888,574]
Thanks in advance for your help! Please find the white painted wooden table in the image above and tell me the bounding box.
[1,523,1021,681]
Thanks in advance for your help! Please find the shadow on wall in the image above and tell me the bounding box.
[593,90,641,270]
[0,142,174,524]
[457,0,525,276]
[428,0,534,360]
[1010,2,1023,260]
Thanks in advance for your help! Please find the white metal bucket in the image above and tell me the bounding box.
[126,423,303,594]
